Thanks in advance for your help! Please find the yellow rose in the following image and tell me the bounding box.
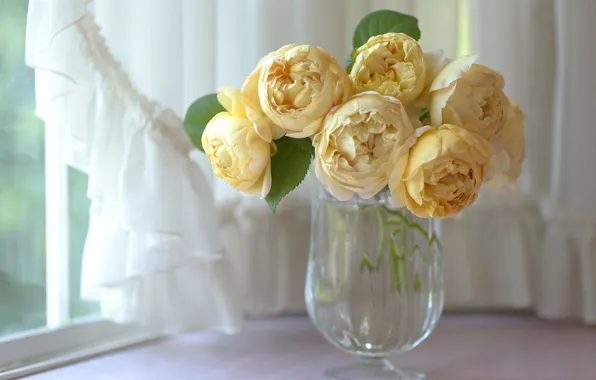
[314,92,415,200]
[430,56,510,144]
[406,105,425,130]
[485,102,525,189]
[414,49,452,108]
[242,44,351,140]
[391,124,491,218]
[202,87,274,197]
[350,33,426,105]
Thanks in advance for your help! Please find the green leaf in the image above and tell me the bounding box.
[419,108,430,124]
[344,52,355,73]
[183,94,225,153]
[289,137,315,155]
[352,10,421,49]
[265,137,314,213]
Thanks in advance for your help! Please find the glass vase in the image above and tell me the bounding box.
[305,186,444,380]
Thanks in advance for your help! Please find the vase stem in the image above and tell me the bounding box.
[361,357,393,369]
[324,357,421,380]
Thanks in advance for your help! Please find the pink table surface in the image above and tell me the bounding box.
[27,314,596,380]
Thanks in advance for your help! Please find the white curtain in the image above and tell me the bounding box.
[26,0,242,333]
[442,0,555,310]
[26,0,596,332]
[443,0,596,324]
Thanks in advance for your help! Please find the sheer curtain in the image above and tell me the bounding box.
[444,0,596,324]
[26,0,596,333]
[26,0,242,333]
[442,0,554,310]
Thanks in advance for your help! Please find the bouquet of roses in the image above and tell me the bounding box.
[184,10,525,217]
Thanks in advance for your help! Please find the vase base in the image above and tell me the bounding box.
[324,359,425,380]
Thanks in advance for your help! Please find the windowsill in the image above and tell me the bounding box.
[25,315,596,380]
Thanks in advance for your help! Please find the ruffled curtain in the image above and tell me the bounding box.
[26,0,242,333]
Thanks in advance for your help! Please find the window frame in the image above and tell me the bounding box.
[0,105,155,376]
[0,319,156,377]
[0,124,154,376]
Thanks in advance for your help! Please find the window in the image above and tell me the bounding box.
[1,0,48,341]
[0,1,149,376]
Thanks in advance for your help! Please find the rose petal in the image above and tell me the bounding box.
[429,55,477,92]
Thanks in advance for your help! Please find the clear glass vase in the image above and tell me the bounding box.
[305,186,444,380]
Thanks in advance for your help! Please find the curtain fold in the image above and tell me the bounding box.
[538,0,596,324]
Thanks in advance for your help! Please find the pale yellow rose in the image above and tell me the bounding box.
[485,102,525,189]
[313,92,415,200]
[242,44,351,140]
[391,124,491,218]
[403,50,453,128]
[414,49,452,108]
[202,87,274,197]
[430,56,510,144]
[350,33,426,105]
[406,105,425,130]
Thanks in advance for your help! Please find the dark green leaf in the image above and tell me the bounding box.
[265,137,314,213]
[288,136,315,155]
[352,10,421,49]
[183,94,225,153]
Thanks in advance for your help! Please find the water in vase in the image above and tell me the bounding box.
[305,189,444,379]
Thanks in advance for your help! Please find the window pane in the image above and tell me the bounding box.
[0,0,46,337]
